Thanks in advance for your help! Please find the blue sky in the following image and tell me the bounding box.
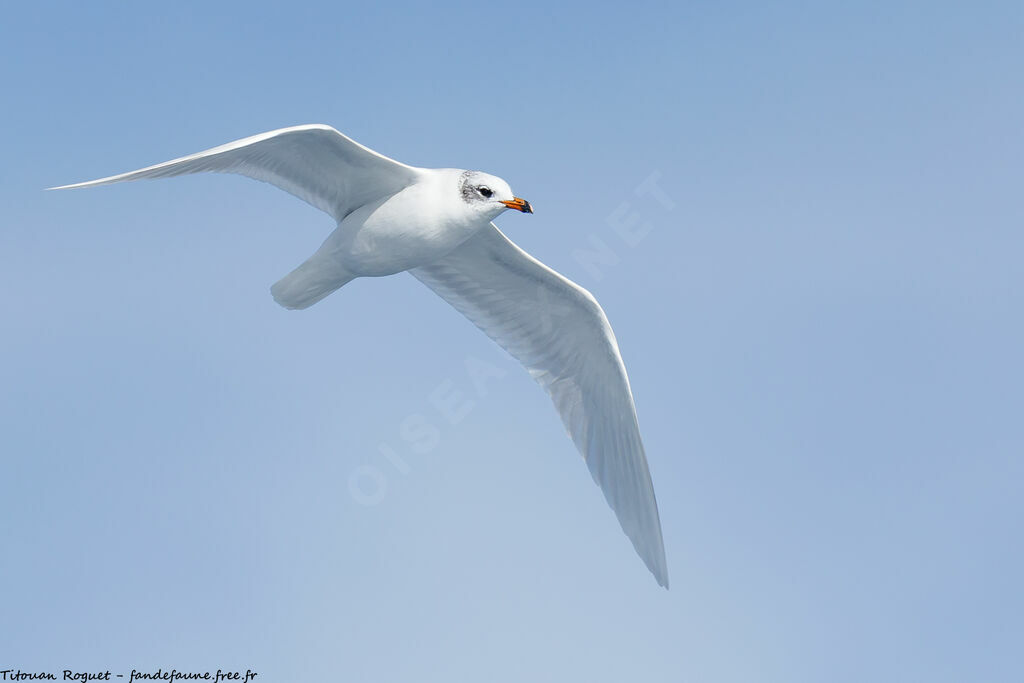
[2,1,1022,681]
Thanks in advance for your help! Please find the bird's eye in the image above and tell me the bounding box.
[478,186,493,198]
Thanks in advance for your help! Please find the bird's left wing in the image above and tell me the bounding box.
[410,224,668,587]
[49,124,421,222]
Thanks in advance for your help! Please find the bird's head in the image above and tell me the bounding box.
[458,171,533,220]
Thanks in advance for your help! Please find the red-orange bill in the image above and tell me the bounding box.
[500,197,534,213]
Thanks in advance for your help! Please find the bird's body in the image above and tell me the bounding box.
[322,169,489,276]
[52,124,669,587]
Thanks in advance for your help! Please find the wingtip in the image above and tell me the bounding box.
[651,561,670,589]
[643,541,670,589]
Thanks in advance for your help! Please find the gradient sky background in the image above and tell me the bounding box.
[2,2,1022,681]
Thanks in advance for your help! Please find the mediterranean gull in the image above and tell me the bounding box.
[51,124,669,587]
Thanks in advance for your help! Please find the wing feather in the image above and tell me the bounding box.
[411,224,668,587]
[49,124,421,221]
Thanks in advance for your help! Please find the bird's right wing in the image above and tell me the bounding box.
[410,223,668,587]
[49,124,421,222]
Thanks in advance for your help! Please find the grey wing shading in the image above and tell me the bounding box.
[49,124,421,221]
[410,224,668,587]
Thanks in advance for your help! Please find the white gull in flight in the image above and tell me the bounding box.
[52,124,669,587]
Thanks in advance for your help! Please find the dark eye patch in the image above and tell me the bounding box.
[478,186,493,198]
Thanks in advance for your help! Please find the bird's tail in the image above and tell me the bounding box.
[271,257,354,310]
